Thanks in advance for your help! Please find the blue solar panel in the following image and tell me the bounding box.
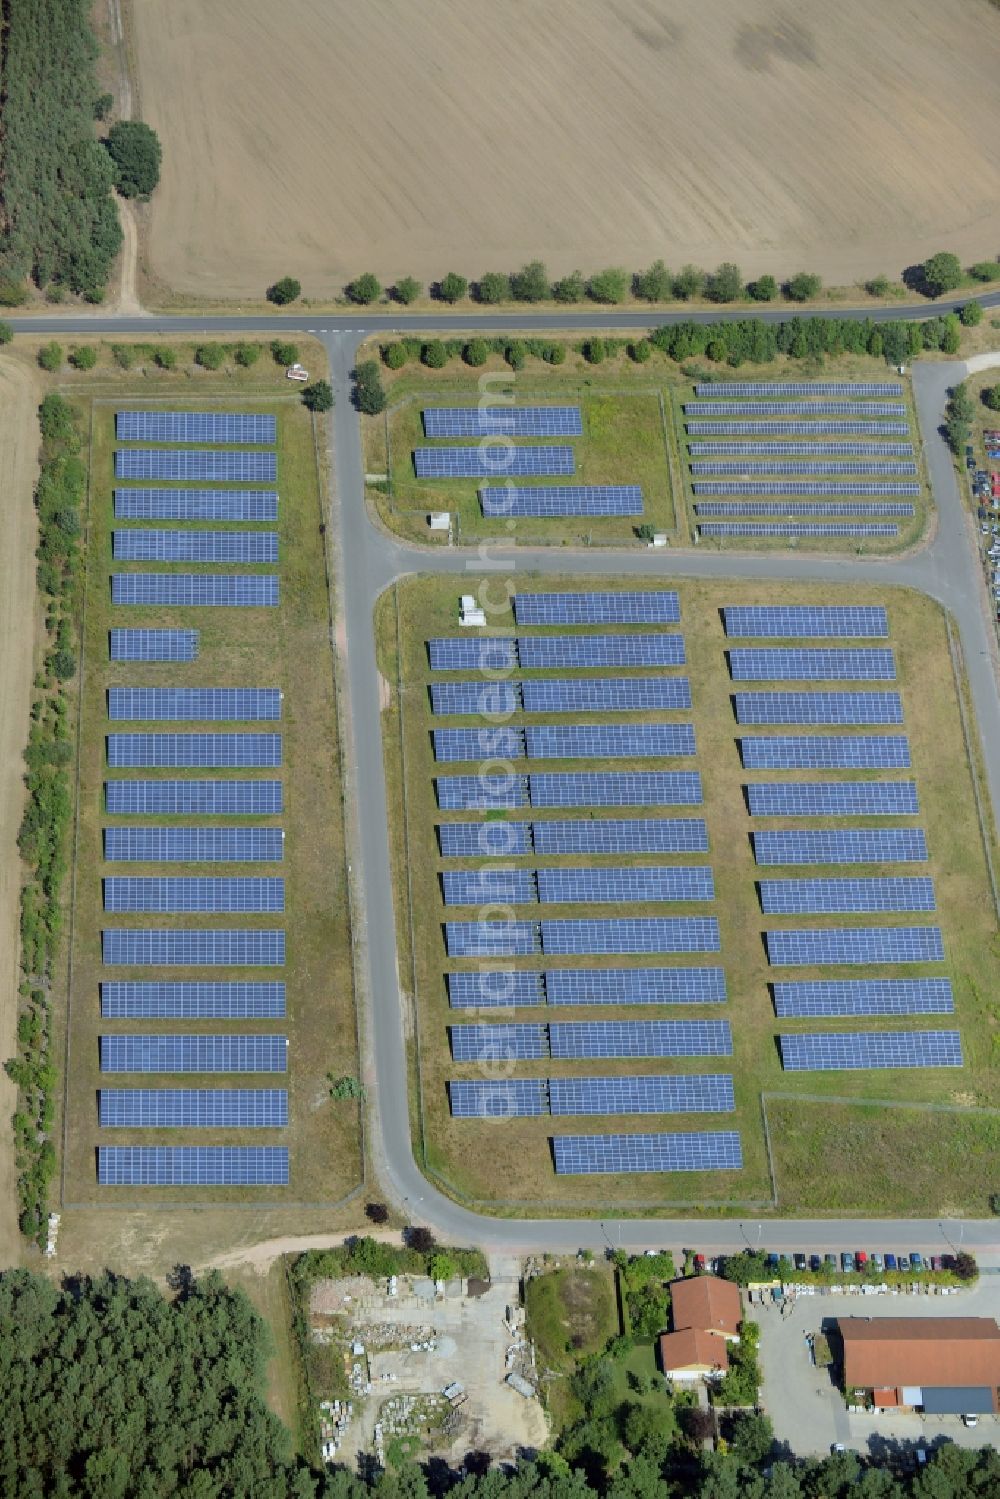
[513,592,681,625]
[535,866,714,903]
[695,482,918,497]
[701,523,899,539]
[99,1088,288,1127]
[740,736,910,770]
[108,688,282,722]
[529,772,702,807]
[694,383,902,397]
[696,503,915,519]
[100,1035,288,1072]
[480,486,642,517]
[115,450,277,481]
[433,727,525,762]
[113,530,278,563]
[693,463,916,478]
[101,981,286,1018]
[107,733,280,768]
[111,574,279,607]
[431,682,521,715]
[414,447,575,478]
[435,775,529,811]
[428,638,518,671]
[105,780,282,815]
[746,782,918,816]
[444,922,539,957]
[110,629,198,662]
[549,1020,732,1058]
[772,979,955,1018]
[518,635,686,669]
[532,819,708,855]
[723,607,889,638]
[765,926,944,965]
[438,822,533,857]
[450,1025,548,1061]
[524,724,696,759]
[98,1146,288,1186]
[114,489,278,521]
[541,918,720,954]
[116,411,276,444]
[442,869,538,905]
[104,827,284,862]
[753,828,928,866]
[729,649,896,681]
[686,422,908,436]
[734,692,903,725]
[446,971,546,1008]
[520,678,692,712]
[424,407,582,437]
[553,1132,743,1174]
[685,401,905,417]
[449,1079,548,1117]
[548,1075,735,1115]
[689,442,912,457]
[104,877,284,912]
[779,1030,962,1071]
[544,967,727,1005]
[101,929,285,966]
[759,877,936,914]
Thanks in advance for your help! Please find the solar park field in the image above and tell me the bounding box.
[61,397,360,1204]
[377,577,1000,1215]
[365,362,929,552]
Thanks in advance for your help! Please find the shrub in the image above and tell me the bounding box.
[365,1202,389,1224]
[674,264,706,300]
[477,271,511,304]
[543,342,567,364]
[961,301,984,327]
[785,271,822,302]
[583,337,606,364]
[266,276,301,306]
[868,331,884,359]
[0,321,13,345]
[921,251,963,298]
[437,271,468,303]
[195,344,225,370]
[633,259,673,301]
[106,119,162,198]
[302,380,334,412]
[587,267,629,304]
[463,339,489,367]
[353,361,386,414]
[408,1226,436,1254]
[93,92,113,121]
[233,342,261,367]
[866,274,891,297]
[970,261,1000,283]
[69,346,97,370]
[383,342,408,370]
[270,340,299,366]
[51,649,76,681]
[635,524,655,542]
[941,313,962,354]
[153,346,176,369]
[510,260,549,301]
[748,274,778,302]
[110,343,132,368]
[629,339,652,363]
[551,270,585,303]
[984,384,1000,412]
[392,276,422,305]
[429,1252,458,1282]
[346,272,381,304]
[422,340,448,369]
[505,339,527,371]
[705,262,743,302]
[0,281,27,307]
[38,343,62,373]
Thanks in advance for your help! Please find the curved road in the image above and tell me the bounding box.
[8,307,1000,1255]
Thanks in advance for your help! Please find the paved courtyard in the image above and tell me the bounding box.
[757,1277,1000,1457]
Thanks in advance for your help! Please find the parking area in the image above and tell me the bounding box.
[757,1277,1000,1456]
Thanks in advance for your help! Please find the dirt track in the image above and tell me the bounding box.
[0,359,41,1269]
[133,0,1000,298]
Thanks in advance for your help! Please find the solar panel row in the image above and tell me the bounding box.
[108,687,282,721]
[435,772,703,811]
[729,648,896,681]
[772,979,954,1018]
[702,522,900,539]
[106,780,283,815]
[685,401,905,417]
[758,876,936,914]
[733,692,903,724]
[691,462,916,477]
[101,929,286,966]
[100,981,286,1018]
[752,828,928,866]
[695,504,914,520]
[450,1020,733,1061]
[722,606,889,638]
[552,1132,743,1174]
[114,489,278,522]
[104,827,284,862]
[107,733,281,767]
[480,486,642,516]
[112,530,278,563]
[746,782,918,816]
[99,1088,288,1127]
[427,635,686,669]
[686,422,909,436]
[103,877,285,912]
[111,574,279,607]
[444,917,721,957]
[98,1146,288,1185]
[534,866,715,904]
[449,1074,735,1117]
[445,966,727,1008]
[765,927,944,966]
[110,629,199,661]
[694,383,901,398]
[100,1034,288,1072]
[740,735,910,770]
[116,450,277,481]
[523,723,696,759]
[694,482,918,497]
[116,411,276,444]
[414,446,575,478]
[688,443,913,457]
[513,592,681,625]
[423,406,582,437]
[779,1030,962,1070]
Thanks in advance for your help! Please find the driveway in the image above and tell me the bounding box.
[757,1278,1000,1456]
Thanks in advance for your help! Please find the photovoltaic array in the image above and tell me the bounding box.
[99,1089,288,1127]
[772,979,954,1019]
[696,505,913,521]
[734,692,903,724]
[552,1133,743,1174]
[103,877,285,913]
[740,735,910,770]
[723,606,888,638]
[728,648,896,681]
[116,450,277,482]
[480,486,642,517]
[753,828,928,866]
[114,489,278,521]
[112,530,278,564]
[414,446,574,478]
[449,1074,735,1118]
[102,930,286,966]
[99,1034,288,1073]
[746,782,918,816]
[778,1030,962,1071]
[110,629,198,662]
[107,733,281,767]
[101,982,287,1019]
[694,383,902,398]
[513,592,680,624]
[700,523,899,539]
[116,411,276,444]
[98,1147,288,1186]
[423,406,582,438]
[106,780,282,815]
[685,401,905,417]
[112,574,279,608]
[757,877,936,915]
[108,688,281,721]
[103,827,284,863]
[445,967,726,1008]
[765,927,944,966]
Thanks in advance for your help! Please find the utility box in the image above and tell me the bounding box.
[459,593,485,626]
[428,512,450,532]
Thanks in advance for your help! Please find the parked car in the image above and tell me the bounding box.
[885,1253,898,1271]
[963,1414,979,1428]
[693,1253,706,1273]
[794,1253,807,1272]
[930,1255,942,1272]
[898,1255,911,1272]
[825,1254,837,1269]
[767,1252,780,1270]
[871,1253,884,1272]
[841,1252,855,1273]
[910,1252,924,1272]
[810,1254,822,1272]
[855,1251,868,1268]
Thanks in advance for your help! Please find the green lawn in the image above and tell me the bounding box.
[377,574,999,1215]
[60,389,362,1206]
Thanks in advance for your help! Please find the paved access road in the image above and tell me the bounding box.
[6,306,1000,1253]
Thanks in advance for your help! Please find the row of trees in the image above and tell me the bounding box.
[266,252,1000,308]
[6,393,86,1243]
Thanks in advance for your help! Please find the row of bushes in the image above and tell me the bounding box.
[35,338,299,373]
[377,311,970,376]
[6,393,86,1244]
[719,1248,978,1286]
[268,251,1000,308]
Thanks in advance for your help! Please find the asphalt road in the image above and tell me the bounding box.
[6,306,1000,1253]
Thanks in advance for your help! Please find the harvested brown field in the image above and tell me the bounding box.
[133,0,1000,299]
